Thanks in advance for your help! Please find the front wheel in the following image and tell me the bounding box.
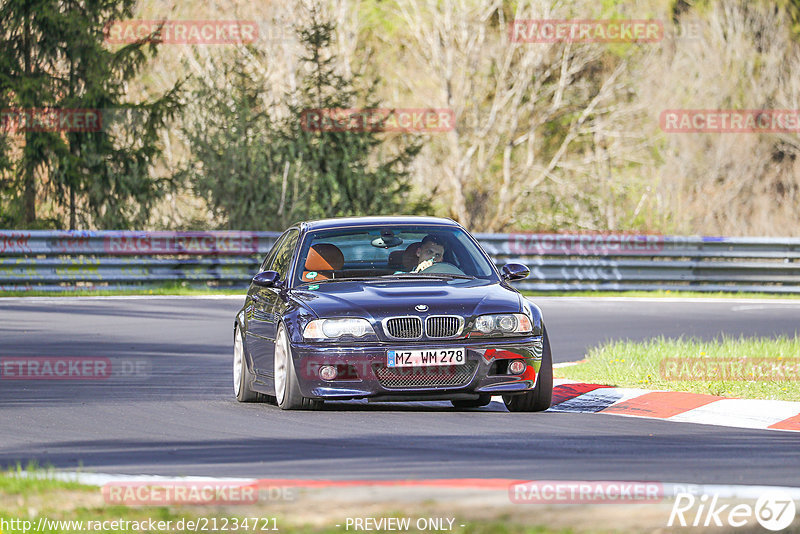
[503,324,553,412]
[274,324,321,410]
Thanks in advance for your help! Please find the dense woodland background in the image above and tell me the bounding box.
[2,0,800,235]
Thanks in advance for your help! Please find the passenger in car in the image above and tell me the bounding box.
[411,234,446,273]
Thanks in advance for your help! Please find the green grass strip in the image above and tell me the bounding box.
[0,467,575,534]
[557,335,800,401]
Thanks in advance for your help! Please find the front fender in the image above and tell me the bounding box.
[522,299,544,336]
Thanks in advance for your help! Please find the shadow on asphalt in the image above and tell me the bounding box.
[2,428,799,483]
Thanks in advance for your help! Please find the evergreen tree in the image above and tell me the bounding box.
[0,0,63,226]
[182,48,307,230]
[182,2,429,230]
[0,36,13,226]
[0,0,182,229]
[287,2,426,219]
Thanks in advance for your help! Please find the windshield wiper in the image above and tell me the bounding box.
[299,274,478,286]
[381,273,476,280]
[333,277,386,281]
[310,277,378,283]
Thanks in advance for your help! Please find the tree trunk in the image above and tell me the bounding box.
[23,145,36,224]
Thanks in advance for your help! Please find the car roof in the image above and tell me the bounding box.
[299,216,461,232]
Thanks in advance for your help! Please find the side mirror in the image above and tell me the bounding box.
[501,263,530,281]
[252,270,282,288]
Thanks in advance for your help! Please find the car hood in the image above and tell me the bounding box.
[290,278,522,320]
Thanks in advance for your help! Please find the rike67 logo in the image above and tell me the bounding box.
[668,490,796,531]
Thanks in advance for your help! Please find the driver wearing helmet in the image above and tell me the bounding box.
[412,234,446,273]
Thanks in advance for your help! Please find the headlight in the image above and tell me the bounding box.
[303,318,374,339]
[471,313,532,335]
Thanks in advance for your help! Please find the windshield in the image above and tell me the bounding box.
[293,225,498,285]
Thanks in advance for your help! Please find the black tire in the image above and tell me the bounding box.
[274,324,321,410]
[234,324,264,402]
[451,394,492,409]
[503,324,553,412]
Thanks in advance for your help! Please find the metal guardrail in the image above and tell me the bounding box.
[2,230,800,293]
[479,233,800,293]
[0,231,280,292]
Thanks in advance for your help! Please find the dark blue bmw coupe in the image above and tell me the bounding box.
[233,216,552,411]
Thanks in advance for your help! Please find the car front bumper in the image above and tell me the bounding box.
[289,336,543,400]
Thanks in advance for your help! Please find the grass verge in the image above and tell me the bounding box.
[556,335,800,401]
[0,470,575,534]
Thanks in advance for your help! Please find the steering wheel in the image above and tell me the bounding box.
[419,261,466,275]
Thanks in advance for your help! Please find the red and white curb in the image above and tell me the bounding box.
[543,378,800,432]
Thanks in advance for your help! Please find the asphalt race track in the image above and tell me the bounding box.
[1,296,799,485]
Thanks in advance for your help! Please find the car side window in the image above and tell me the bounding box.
[269,230,299,280]
[259,234,287,272]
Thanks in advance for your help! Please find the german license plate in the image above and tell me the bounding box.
[387,348,465,367]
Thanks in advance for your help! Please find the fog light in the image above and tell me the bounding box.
[319,365,337,380]
[508,360,526,375]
